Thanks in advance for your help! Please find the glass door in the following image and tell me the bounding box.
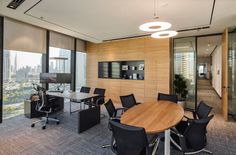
[228,32,236,118]
[173,37,197,109]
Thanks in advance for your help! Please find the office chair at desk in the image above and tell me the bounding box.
[31,85,60,129]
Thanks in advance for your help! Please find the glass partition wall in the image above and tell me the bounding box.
[173,37,197,109]
[228,32,236,117]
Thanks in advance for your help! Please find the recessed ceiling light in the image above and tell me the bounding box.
[206,49,209,51]
[139,22,172,32]
[208,44,211,47]
[151,30,178,39]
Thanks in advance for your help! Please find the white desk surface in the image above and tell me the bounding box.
[47,91,99,101]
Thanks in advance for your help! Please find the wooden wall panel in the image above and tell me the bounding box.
[86,37,171,104]
[222,28,228,121]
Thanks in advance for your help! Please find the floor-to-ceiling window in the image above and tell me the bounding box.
[228,32,236,116]
[173,37,196,109]
[2,18,46,119]
[76,52,86,91]
[3,50,42,119]
[49,47,71,91]
[49,31,74,91]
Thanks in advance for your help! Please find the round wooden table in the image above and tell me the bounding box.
[121,100,184,155]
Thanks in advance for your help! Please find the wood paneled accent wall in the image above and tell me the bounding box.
[86,37,171,104]
[222,28,228,121]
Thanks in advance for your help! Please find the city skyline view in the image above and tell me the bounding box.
[3,50,43,119]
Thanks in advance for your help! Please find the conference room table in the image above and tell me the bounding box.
[47,91,101,133]
[121,100,184,155]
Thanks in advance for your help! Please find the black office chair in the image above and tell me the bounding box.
[102,99,126,148]
[31,90,60,130]
[84,88,106,108]
[80,86,91,93]
[104,99,125,119]
[171,115,214,154]
[70,86,91,114]
[157,92,178,103]
[185,101,213,120]
[109,120,159,155]
[120,94,140,110]
[93,88,106,105]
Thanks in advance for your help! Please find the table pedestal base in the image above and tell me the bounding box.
[164,129,170,155]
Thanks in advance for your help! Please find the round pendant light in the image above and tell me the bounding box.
[151,30,178,38]
[139,21,172,32]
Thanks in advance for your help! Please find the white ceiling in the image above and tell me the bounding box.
[197,35,222,57]
[0,0,236,43]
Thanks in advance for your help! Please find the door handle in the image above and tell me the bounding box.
[223,86,230,89]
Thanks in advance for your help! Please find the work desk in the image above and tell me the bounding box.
[47,91,101,133]
[47,91,99,101]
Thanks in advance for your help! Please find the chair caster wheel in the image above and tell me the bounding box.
[31,124,35,128]
[42,126,46,130]
[56,121,60,125]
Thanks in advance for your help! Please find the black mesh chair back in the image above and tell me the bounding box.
[109,120,149,155]
[196,101,213,119]
[157,93,178,103]
[37,91,46,111]
[80,86,91,93]
[120,94,137,109]
[104,99,116,118]
[93,88,106,105]
[183,115,214,151]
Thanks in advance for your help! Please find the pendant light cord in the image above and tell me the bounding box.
[154,0,159,19]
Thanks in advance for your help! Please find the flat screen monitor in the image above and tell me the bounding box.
[40,73,71,83]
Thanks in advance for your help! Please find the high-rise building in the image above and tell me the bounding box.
[3,51,11,82]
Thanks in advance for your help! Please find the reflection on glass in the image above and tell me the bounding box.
[228,33,236,115]
[49,47,71,91]
[174,37,196,109]
[98,62,109,78]
[76,52,87,91]
[3,50,42,119]
[111,62,121,78]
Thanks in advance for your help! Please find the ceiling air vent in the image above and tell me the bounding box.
[7,0,25,9]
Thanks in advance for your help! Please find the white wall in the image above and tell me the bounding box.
[212,45,222,97]
[198,57,211,79]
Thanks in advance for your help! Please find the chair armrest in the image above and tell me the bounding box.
[110,117,120,121]
[115,107,127,114]
[95,96,105,105]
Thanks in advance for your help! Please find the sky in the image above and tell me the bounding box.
[9,50,42,70]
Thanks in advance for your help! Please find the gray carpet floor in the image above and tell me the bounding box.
[1,102,236,155]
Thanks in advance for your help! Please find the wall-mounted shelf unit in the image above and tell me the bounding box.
[98,60,144,80]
